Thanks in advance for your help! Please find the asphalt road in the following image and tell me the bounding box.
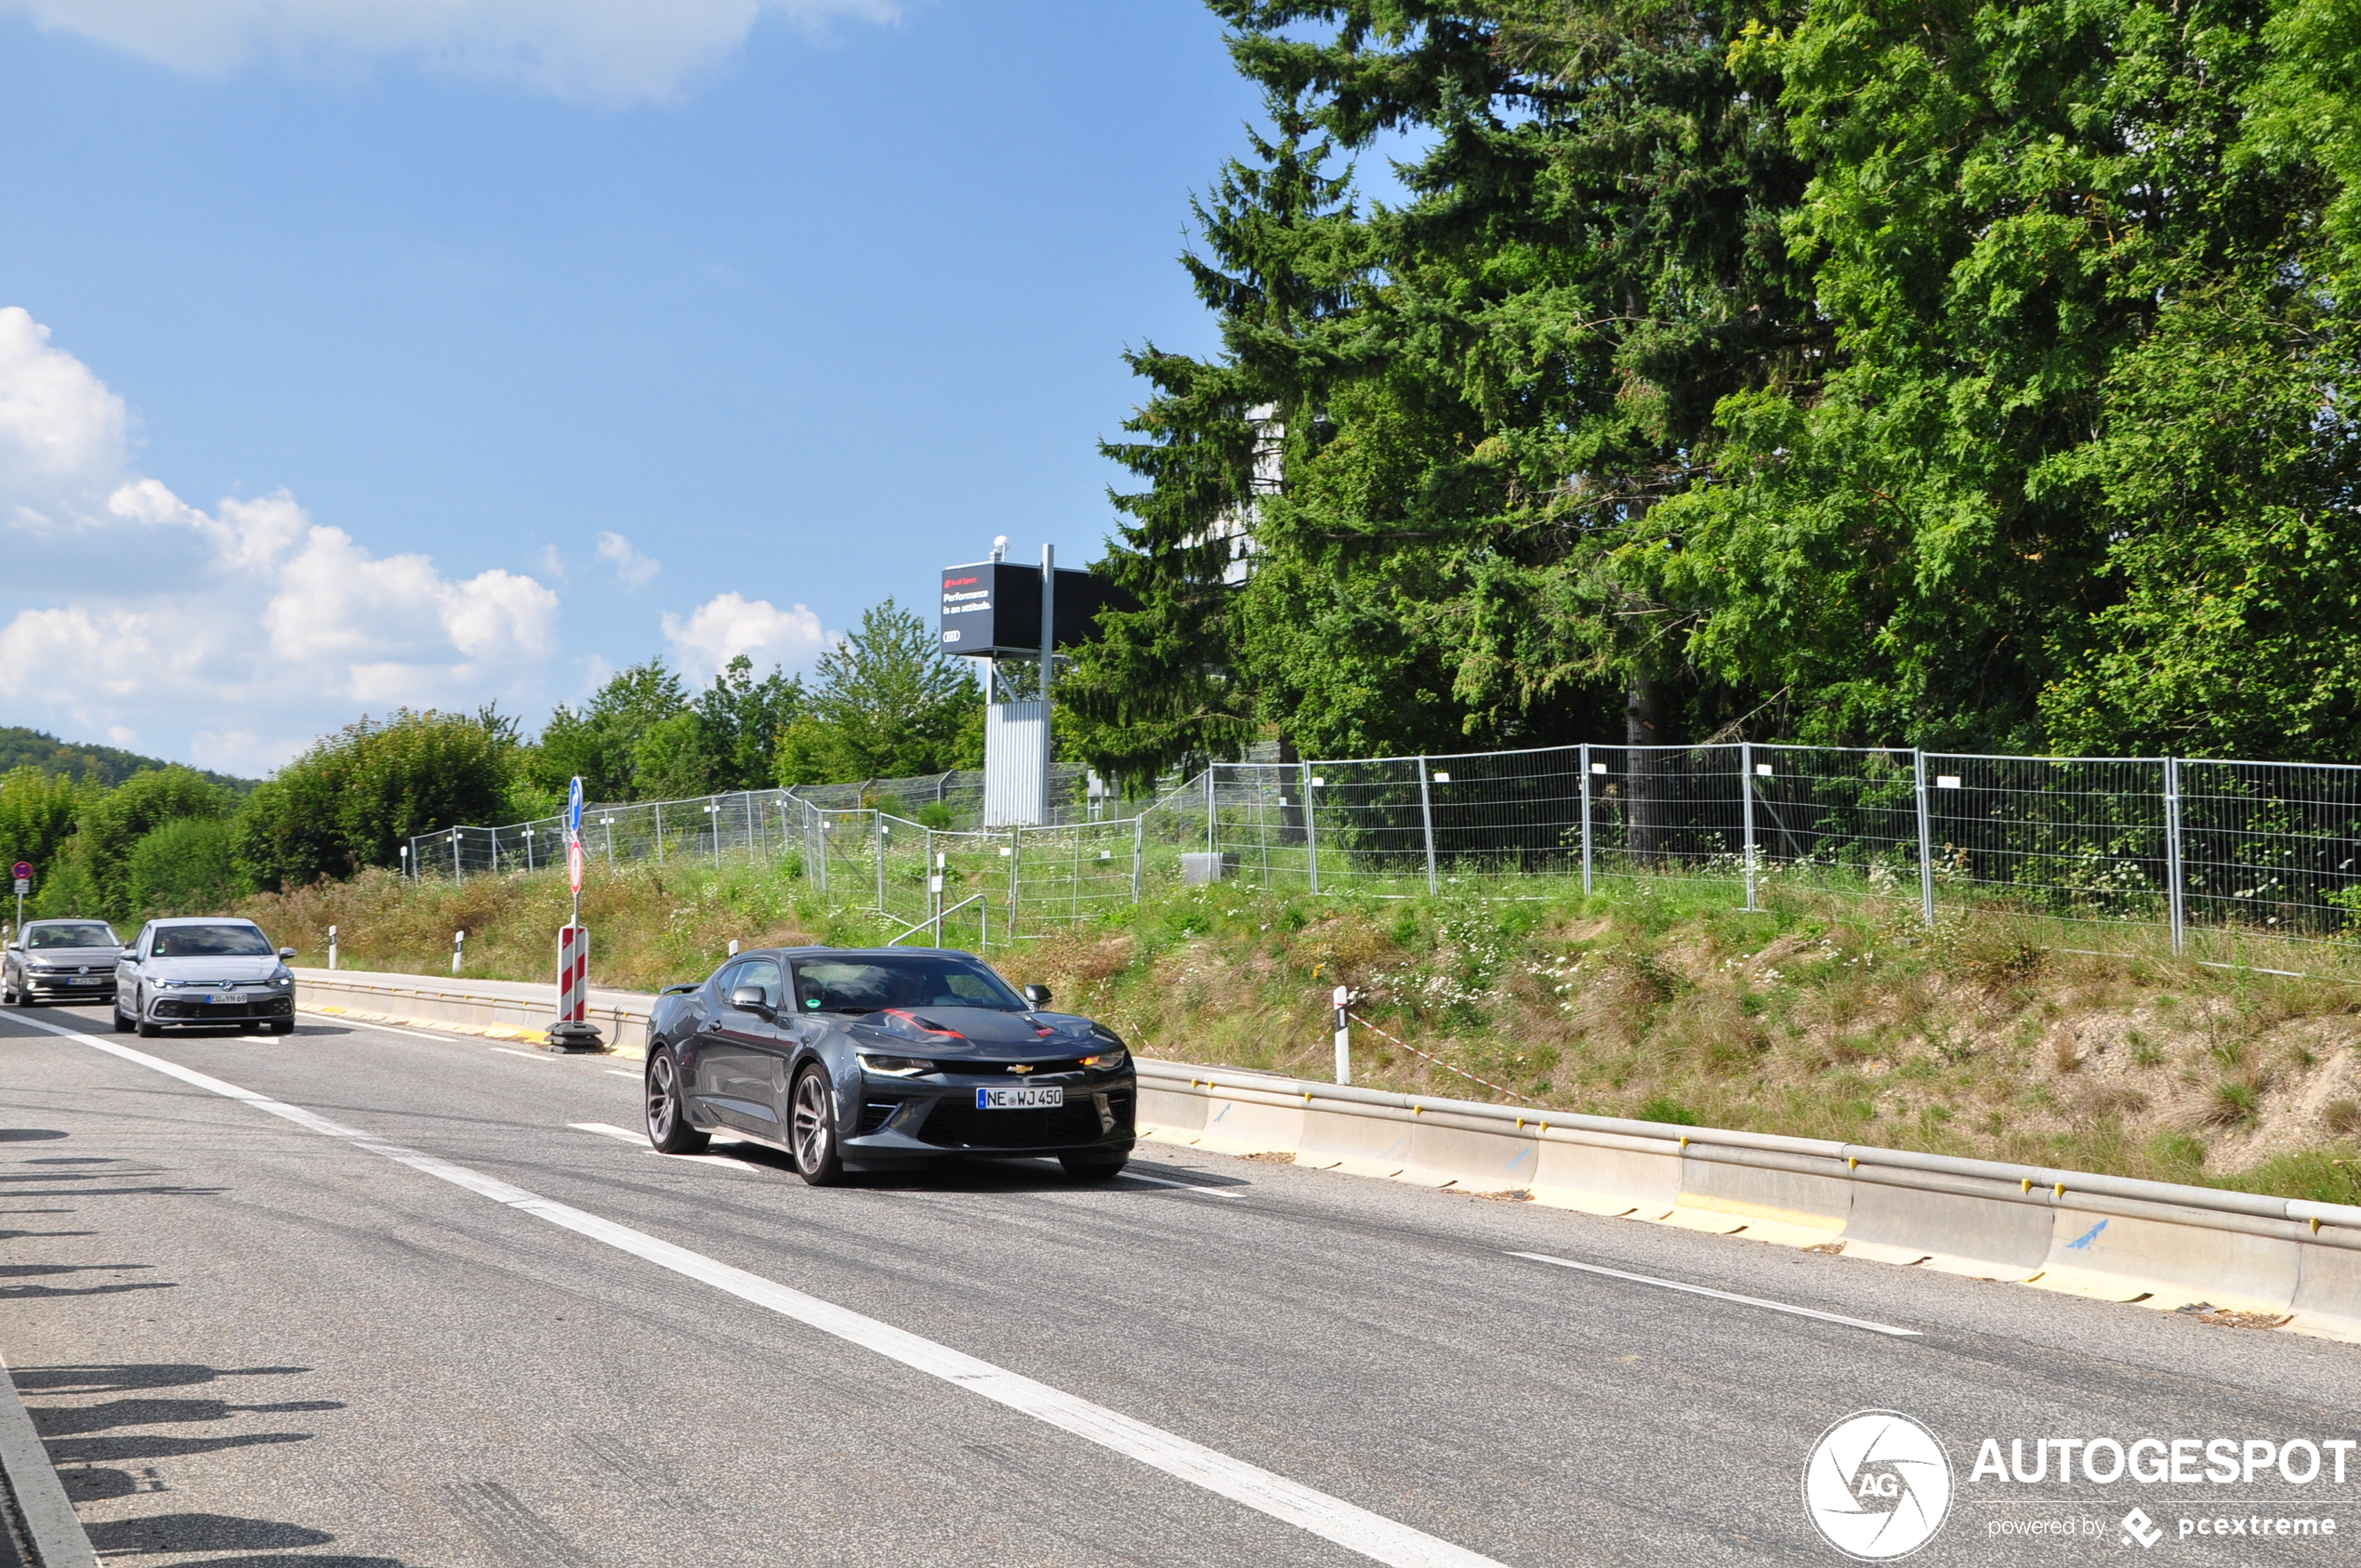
[5,1004,2361,1567]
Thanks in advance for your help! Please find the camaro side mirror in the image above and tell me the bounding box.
[730,985,774,1018]
[279,947,297,960]
[1023,983,1052,1008]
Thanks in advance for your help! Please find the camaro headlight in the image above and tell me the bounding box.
[858,1053,935,1077]
[1080,1046,1128,1071]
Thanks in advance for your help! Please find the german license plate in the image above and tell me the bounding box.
[976,1086,1063,1110]
[65,977,99,986]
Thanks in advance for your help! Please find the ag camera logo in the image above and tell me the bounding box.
[1804,1410,1954,1560]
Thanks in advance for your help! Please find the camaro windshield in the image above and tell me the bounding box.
[152,925,272,958]
[26,924,116,950]
[789,956,1027,1014]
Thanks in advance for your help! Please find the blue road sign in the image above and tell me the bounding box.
[567,777,585,837]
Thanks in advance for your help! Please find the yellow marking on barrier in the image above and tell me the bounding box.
[1847,1156,1858,1170]
[1412,1105,1423,1116]
[2054,1182,2066,1198]
[1679,1135,1690,1150]
[2022,1178,2034,1193]
[2315,1217,2325,1234]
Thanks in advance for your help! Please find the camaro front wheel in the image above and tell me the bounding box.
[645,1049,709,1155]
[790,1065,844,1187]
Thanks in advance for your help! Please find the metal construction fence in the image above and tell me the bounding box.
[408,743,2361,971]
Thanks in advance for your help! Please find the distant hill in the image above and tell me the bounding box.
[0,727,257,793]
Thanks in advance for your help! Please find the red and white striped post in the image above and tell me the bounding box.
[547,776,604,1052]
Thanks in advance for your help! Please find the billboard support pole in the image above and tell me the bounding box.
[1040,543,1055,824]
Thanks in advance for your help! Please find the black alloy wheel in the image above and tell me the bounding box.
[790,1064,845,1187]
[111,1000,131,1034]
[645,1048,709,1154]
[1060,1150,1130,1179]
[266,1020,294,1036]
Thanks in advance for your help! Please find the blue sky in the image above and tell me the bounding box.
[0,0,1315,774]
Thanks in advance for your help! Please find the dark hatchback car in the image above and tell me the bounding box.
[643,947,1135,1185]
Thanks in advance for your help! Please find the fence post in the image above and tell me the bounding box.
[2165,757,2186,956]
[1009,826,1022,935]
[1913,749,1936,929]
[1740,741,1758,913]
[653,801,665,865]
[876,813,887,915]
[1132,812,1143,902]
[1303,760,1321,894]
[1417,755,1439,896]
[1206,767,1216,854]
[1333,985,1352,1086]
[1579,744,1593,896]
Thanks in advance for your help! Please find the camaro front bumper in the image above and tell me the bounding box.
[845,1073,1137,1158]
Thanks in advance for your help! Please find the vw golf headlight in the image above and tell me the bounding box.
[858,1053,935,1077]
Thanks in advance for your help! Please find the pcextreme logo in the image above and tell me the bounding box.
[1804,1410,1955,1561]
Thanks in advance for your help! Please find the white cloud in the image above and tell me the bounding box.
[0,0,898,104]
[661,591,824,680]
[594,529,660,589]
[0,307,564,774]
[0,307,132,528]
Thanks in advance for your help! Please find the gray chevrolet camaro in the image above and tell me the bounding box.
[4,919,124,1006]
[643,946,1136,1185]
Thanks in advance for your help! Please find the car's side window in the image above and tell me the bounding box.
[732,958,782,1011]
[134,925,153,958]
[711,962,745,1001]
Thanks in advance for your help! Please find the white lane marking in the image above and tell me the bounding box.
[606,1069,640,1078]
[570,1122,641,1142]
[490,1047,551,1061]
[33,1017,1506,1568]
[1119,1172,1245,1199]
[1507,1250,1919,1338]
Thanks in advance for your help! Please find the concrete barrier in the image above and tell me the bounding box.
[292,968,653,1058]
[1132,1060,2361,1340]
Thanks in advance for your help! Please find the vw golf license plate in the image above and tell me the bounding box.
[976,1086,1063,1111]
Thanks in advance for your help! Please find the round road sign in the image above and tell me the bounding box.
[10,862,28,880]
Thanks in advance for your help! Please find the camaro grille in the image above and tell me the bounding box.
[919,1097,1128,1150]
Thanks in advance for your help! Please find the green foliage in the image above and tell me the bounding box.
[125,817,249,916]
[80,767,235,916]
[0,768,86,889]
[0,726,250,791]
[236,710,516,891]
[531,656,803,803]
[1077,0,2361,764]
[775,600,982,784]
[530,661,692,803]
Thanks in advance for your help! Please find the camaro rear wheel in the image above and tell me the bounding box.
[645,1048,709,1154]
[1060,1150,1129,1179]
[790,1065,845,1187]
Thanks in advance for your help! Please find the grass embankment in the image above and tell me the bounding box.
[239,863,2361,1205]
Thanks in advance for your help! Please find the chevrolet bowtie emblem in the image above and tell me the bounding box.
[1009,1063,1034,1074]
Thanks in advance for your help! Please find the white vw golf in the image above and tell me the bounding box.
[114,917,298,1037]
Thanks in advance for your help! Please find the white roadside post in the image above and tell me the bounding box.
[327,925,338,971]
[452,929,465,975]
[1333,985,1352,1086]
[548,775,603,1053]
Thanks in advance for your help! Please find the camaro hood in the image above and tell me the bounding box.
[848,1006,1104,1061]
[142,956,283,982]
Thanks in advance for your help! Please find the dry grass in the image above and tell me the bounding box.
[242,859,2361,1205]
